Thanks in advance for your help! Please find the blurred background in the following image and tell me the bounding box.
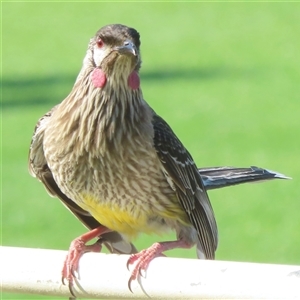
[2,2,300,299]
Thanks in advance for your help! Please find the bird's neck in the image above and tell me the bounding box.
[53,68,152,156]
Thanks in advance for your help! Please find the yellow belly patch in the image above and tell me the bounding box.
[79,192,190,239]
[79,194,150,239]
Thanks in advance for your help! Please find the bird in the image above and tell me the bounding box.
[28,24,289,296]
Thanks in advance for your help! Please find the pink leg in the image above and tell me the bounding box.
[127,239,192,292]
[62,226,111,297]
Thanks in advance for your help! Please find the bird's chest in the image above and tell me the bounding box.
[47,137,178,237]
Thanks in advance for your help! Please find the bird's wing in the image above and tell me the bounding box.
[152,114,218,259]
[28,108,137,254]
[199,166,290,190]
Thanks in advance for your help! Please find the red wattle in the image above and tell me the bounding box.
[91,68,107,88]
[128,71,140,90]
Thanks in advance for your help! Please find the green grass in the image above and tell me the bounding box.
[2,2,300,299]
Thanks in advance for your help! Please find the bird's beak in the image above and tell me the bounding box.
[114,40,137,57]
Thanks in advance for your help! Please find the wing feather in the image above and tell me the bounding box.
[152,114,218,259]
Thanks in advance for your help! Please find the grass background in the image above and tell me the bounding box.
[2,2,300,299]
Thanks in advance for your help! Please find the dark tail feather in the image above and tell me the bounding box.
[199,166,290,190]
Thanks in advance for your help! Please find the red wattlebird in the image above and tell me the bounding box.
[29,24,289,296]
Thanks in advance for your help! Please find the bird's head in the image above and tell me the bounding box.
[51,25,147,151]
[85,24,141,90]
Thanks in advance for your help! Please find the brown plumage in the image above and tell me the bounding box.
[29,24,217,294]
[28,24,289,295]
[28,107,138,255]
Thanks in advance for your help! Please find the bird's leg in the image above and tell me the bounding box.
[62,226,111,296]
[127,239,192,292]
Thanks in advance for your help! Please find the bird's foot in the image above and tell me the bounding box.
[127,242,164,292]
[62,226,110,297]
[127,239,191,292]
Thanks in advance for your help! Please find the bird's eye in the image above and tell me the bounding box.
[96,39,104,48]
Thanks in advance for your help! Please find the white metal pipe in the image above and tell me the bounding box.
[1,246,300,299]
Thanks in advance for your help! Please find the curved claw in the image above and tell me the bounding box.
[127,253,145,293]
[139,266,146,278]
[69,282,77,298]
[128,276,134,293]
[126,258,132,271]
